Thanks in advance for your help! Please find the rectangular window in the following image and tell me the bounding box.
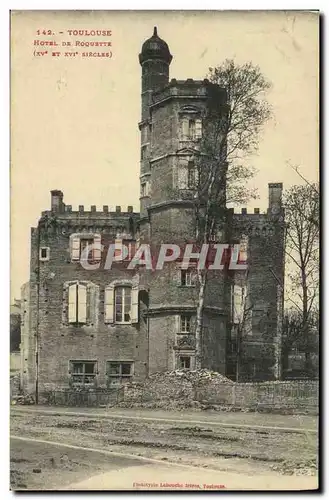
[187,161,198,189]
[80,238,94,260]
[115,286,132,323]
[239,235,248,263]
[70,234,102,262]
[188,119,195,139]
[178,355,191,370]
[141,145,147,160]
[39,247,50,261]
[141,181,150,197]
[68,282,87,324]
[233,285,244,325]
[252,309,263,334]
[179,315,191,333]
[106,361,133,385]
[195,118,202,139]
[70,361,96,385]
[180,269,193,287]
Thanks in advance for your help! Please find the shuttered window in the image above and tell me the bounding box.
[181,118,189,140]
[104,284,139,324]
[104,286,114,324]
[68,282,88,324]
[115,287,131,323]
[195,118,202,139]
[188,120,196,139]
[180,115,202,141]
[70,233,102,262]
[70,236,80,261]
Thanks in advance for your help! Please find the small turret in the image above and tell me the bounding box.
[139,27,173,120]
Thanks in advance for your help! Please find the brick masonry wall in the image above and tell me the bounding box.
[232,211,285,381]
[26,217,149,394]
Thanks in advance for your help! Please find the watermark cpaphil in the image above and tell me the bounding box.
[79,241,248,271]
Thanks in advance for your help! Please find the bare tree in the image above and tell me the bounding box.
[282,308,319,378]
[283,183,319,375]
[231,276,253,381]
[192,59,272,369]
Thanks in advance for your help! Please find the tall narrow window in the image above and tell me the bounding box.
[179,315,191,333]
[115,286,132,323]
[239,234,248,264]
[39,247,50,261]
[187,161,198,189]
[141,181,150,197]
[68,282,87,324]
[233,285,243,325]
[180,269,193,287]
[80,238,94,261]
[188,119,196,139]
[195,118,202,139]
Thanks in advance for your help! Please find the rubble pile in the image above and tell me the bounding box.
[148,369,234,385]
[12,394,35,405]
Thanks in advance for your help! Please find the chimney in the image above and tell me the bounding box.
[268,183,283,214]
[51,190,64,212]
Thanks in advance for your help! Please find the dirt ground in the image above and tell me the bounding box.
[10,407,318,491]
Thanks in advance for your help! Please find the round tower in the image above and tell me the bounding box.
[139,27,173,219]
[139,26,172,120]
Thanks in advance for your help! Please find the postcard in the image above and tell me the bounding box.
[10,10,319,491]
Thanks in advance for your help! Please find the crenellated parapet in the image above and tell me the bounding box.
[38,190,140,238]
[151,78,227,108]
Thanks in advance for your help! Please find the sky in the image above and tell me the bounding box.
[10,10,319,300]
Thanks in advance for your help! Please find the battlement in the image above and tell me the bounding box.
[47,190,139,219]
[151,78,226,107]
[41,206,139,217]
[228,207,266,216]
[229,206,284,222]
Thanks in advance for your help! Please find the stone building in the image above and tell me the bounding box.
[20,28,285,396]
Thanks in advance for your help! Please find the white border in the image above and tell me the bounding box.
[3,2,325,499]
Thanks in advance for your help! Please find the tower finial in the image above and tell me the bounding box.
[153,26,157,36]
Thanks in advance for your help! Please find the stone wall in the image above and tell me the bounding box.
[123,374,318,411]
